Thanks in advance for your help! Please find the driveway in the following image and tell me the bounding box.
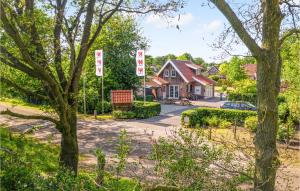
[0,102,194,175]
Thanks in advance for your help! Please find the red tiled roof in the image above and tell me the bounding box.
[171,60,214,85]
[171,60,195,82]
[193,75,216,85]
[146,76,169,88]
[243,64,256,77]
[153,76,169,85]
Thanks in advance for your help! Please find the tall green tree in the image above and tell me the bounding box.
[219,56,246,83]
[81,16,148,105]
[210,0,300,189]
[0,0,183,173]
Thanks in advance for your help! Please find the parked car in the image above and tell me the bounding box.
[220,101,256,111]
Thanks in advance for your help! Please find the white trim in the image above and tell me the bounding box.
[170,68,176,77]
[192,76,208,85]
[169,85,180,99]
[164,70,169,77]
[153,78,162,85]
[185,64,198,70]
[157,60,189,83]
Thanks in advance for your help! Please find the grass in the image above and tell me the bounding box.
[0,97,43,109]
[0,126,142,191]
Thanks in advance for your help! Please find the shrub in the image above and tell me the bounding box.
[78,99,112,114]
[181,107,257,128]
[219,120,232,129]
[135,95,154,102]
[278,102,290,123]
[132,101,161,119]
[228,92,257,105]
[150,128,250,190]
[112,110,136,119]
[277,119,296,142]
[210,75,220,82]
[205,116,219,127]
[244,116,258,132]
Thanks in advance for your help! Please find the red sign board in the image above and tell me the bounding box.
[111,90,133,105]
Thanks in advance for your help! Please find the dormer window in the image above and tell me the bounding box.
[196,69,202,75]
[164,70,169,77]
[171,69,176,77]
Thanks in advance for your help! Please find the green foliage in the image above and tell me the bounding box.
[218,56,247,83]
[210,75,220,82]
[232,79,256,94]
[176,52,193,61]
[96,149,106,185]
[228,92,257,105]
[278,102,290,123]
[277,119,296,142]
[281,36,300,122]
[112,110,136,119]
[244,116,258,132]
[181,107,257,128]
[151,128,248,190]
[136,95,154,102]
[0,127,141,191]
[219,120,232,129]
[205,116,219,127]
[132,101,161,119]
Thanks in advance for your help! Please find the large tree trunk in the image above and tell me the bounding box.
[254,53,281,190]
[58,106,79,174]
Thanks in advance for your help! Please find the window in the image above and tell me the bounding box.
[196,69,202,75]
[171,69,176,77]
[164,70,169,77]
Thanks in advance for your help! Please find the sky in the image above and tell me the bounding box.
[137,0,249,63]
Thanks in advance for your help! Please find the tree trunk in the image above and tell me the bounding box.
[58,107,79,174]
[254,54,281,190]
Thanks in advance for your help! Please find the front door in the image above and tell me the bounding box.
[169,85,179,99]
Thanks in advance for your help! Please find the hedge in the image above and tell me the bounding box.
[132,101,161,119]
[113,101,161,119]
[227,92,257,105]
[181,107,257,128]
[228,92,286,105]
[78,101,112,114]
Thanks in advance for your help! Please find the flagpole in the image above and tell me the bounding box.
[144,70,146,105]
[101,75,104,114]
[83,72,86,115]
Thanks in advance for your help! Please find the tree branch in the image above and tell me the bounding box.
[280,28,300,45]
[210,0,262,57]
[0,109,59,125]
[0,76,48,101]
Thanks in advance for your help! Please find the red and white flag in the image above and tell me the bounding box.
[136,50,145,76]
[95,50,103,76]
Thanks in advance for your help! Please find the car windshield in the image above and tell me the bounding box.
[246,103,256,108]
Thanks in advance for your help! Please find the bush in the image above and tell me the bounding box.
[210,75,220,82]
[219,120,232,129]
[244,116,258,132]
[278,102,290,123]
[277,119,296,142]
[78,99,112,114]
[112,110,136,119]
[135,95,154,102]
[181,107,257,128]
[132,101,161,119]
[228,92,257,105]
[228,93,286,106]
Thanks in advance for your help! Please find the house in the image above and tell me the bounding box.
[243,64,257,80]
[146,60,215,100]
[207,65,219,76]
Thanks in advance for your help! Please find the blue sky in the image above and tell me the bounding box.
[137,0,248,63]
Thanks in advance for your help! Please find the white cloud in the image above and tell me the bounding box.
[203,20,223,32]
[146,13,194,28]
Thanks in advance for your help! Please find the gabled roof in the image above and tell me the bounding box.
[157,60,215,85]
[193,75,216,85]
[243,64,256,77]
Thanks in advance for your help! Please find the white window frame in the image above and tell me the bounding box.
[195,86,202,95]
[171,69,176,77]
[164,70,169,77]
[169,85,179,99]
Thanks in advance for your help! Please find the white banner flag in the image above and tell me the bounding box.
[136,50,145,76]
[95,50,103,76]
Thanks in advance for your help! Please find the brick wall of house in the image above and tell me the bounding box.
[159,64,190,98]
